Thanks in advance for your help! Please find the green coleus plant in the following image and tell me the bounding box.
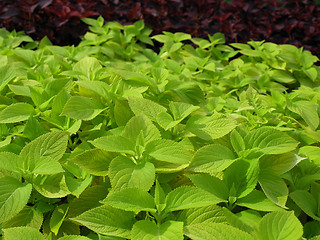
[0,16,320,240]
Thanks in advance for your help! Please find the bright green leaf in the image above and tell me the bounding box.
[0,103,35,123]
[131,220,183,240]
[101,188,156,212]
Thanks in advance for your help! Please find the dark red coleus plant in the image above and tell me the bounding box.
[0,0,319,57]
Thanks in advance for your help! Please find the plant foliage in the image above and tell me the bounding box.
[0,16,320,239]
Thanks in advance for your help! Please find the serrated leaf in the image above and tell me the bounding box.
[76,80,110,100]
[186,113,237,141]
[165,186,226,212]
[61,96,105,120]
[0,177,32,223]
[186,174,229,200]
[0,152,23,173]
[236,190,284,211]
[71,205,134,239]
[128,96,167,122]
[222,208,254,234]
[2,206,43,230]
[114,100,134,127]
[50,204,69,235]
[68,185,108,218]
[0,103,35,123]
[291,100,319,131]
[108,155,155,191]
[101,188,156,212]
[72,56,102,79]
[258,170,288,208]
[20,131,68,162]
[184,222,254,240]
[122,115,161,145]
[188,144,235,174]
[177,205,226,226]
[169,101,200,121]
[145,139,192,164]
[32,156,65,175]
[259,152,303,175]
[290,190,320,221]
[58,236,91,240]
[33,173,70,198]
[0,65,16,92]
[244,127,298,155]
[223,159,259,199]
[230,129,245,155]
[90,135,135,155]
[2,226,45,240]
[70,149,116,176]
[257,211,303,240]
[131,220,183,240]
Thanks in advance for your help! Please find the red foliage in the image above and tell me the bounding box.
[0,0,319,57]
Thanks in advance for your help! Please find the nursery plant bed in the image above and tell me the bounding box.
[0,17,320,239]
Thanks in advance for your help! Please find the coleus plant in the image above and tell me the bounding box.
[0,16,320,240]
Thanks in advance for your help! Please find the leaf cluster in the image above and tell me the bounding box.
[0,17,320,239]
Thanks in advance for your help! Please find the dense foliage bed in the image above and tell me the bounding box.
[0,17,320,239]
[0,0,319,57]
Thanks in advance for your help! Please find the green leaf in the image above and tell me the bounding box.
[31,156,65,175]
[169,101,200,121]
[186,174,229,200]
[101,188,156,212]
[188,144,235,174]
[0,103,35,123]
[68,185,108,218]
[223,159,259,199]
[259,152,303,175]
[291,100,319,131]
[70,149,116,176]
[50,204,69,235]
[165,186,227,212]
[0,152,23,173]
[72,56,102,80]
[270,70,296,84]
[154,179,166,212]
[131,220,183,240]
[236,190,284,211]
[76,80,110,100]
[61,96,105,120]
[222,208,255,234]
[2,226,45,240]
[230,129,245,155]
[244,127,298,155]
[258,170,288,208]
[0,65,16,92]
[0,177,32,223]
[19,131,67,174]
[71,205,134,239]
[290,190,320,221]
[186,113,237,141]
[91,135,135,155]
[184,222,254,240]
[299,146,320,164]
[58,236,91,240]
[122,115,161,145]
[114,100,134,126]
[145,139,192,164]
[2,206,43,230]
[20,131,68,162]
[33,173,70,198]
[108,155,155,191]
[178,205,226,226]
[257,211,303,240]
[128,96,167,122]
